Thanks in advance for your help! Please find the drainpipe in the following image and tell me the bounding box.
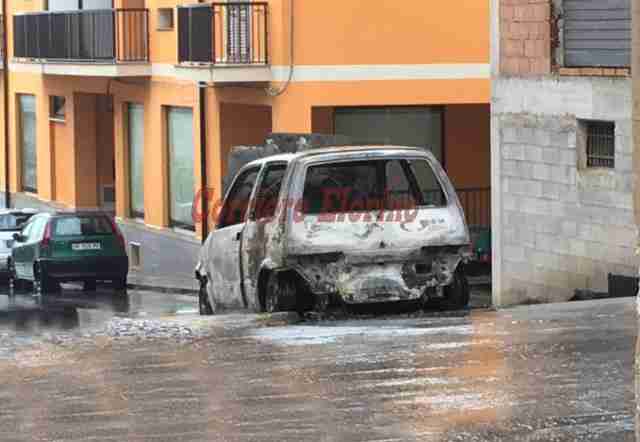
[2,0,10,208]
[198,81,208,243]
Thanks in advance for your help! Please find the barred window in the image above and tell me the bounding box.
[585,121,615,168]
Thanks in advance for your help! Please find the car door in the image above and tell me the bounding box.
[13,216,44,280]
[240,162,288,309]
[201,166,260,310]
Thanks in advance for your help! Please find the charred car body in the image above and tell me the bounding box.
[195,146,471,315]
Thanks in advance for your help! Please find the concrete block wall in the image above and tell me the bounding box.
[500,0,551,75]
[493,76,636,305]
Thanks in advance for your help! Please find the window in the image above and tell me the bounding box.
[19,95,37,193]
[583,120,615,168]
[563,0,630,68]
[51,216,113,237]
[253,164,286,221]
[385,160,417,210]
[218,167,259,228]
[0,213,36,231]
[50,96,65,121]
[47,0,112,11]
[167,107,195,230]
[128,104,144,218]
[303,161,381,215]
[157,8,174,30]
[334,107,443,164]
[408,159,447,207]
[28,217,48,241]
[20,218,34,239]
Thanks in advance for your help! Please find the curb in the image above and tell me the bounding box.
[127,282,198,296]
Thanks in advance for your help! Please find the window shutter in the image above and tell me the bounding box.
[564,0,630,67]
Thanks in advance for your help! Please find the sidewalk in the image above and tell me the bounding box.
[127,271,198,295]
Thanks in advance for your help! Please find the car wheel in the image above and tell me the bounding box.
[438,269,470,311]
[33,265,55,296]
[112,276,127,292]
[84,280,97,292]
[265,272,296,313]
[314,293,330,313]
[8,259,16,296]
[198,277,214,316]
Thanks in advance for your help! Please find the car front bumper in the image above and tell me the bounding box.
[39,256,128,282]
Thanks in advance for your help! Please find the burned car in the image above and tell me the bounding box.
[195,146,471,315]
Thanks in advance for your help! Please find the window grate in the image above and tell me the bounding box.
[586,121,615,168]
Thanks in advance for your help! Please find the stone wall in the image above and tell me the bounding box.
[493,76,636,305]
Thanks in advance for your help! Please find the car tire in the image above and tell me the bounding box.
[265,272,297,313]
[198,277,214,316]
[34,265,57,295]
[314,293,330,313]
[438,268,470,310]
[112,276,127,291]
[8,260,17,296]
[84,280,97,292]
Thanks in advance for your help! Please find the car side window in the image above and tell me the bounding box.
[19,218,37,241]
[253,164,287,221]
[28,217,46,241]
[218,167,260,229]
[385,160,419,210]
[407,159,447,207]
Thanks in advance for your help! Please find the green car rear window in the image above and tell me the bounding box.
[52,216,114,237]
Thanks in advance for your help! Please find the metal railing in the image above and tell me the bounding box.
[456,187,491,229]
[178,2,268,65]
[13,9,148,63]
[586,121,615,168]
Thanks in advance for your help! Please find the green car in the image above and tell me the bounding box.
[9,212,129,293]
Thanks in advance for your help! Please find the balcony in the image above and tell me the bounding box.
[176,2,270,83]
[13,9,149,76]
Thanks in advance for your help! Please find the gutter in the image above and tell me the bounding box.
[2,0,10,208]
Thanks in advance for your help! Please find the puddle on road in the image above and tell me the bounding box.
[0,284,197,336]
[251,322,478,346]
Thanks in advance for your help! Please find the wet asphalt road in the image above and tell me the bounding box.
[0,283,636,441]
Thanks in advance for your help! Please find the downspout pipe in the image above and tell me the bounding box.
[266,0,294,96]
[2,0,10,208]
[198,81,208,243]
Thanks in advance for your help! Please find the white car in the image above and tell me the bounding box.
[0,209,38,273]
[195,146,471,315]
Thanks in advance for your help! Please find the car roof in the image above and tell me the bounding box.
[0,208,39,215]
[28,211,113,218]
[243,145,430,169]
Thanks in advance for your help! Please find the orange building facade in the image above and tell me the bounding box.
[1,0,490,277]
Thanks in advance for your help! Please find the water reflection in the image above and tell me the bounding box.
[0,288,130,332]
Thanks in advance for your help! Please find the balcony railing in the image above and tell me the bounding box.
[457,187,491,229]
[178,2,268,65]
[13,9,148,63]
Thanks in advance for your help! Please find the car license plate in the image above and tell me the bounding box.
[72,242,101,251]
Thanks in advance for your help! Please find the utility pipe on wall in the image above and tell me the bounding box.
[2,0,10,208]
[266,0,294,97]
